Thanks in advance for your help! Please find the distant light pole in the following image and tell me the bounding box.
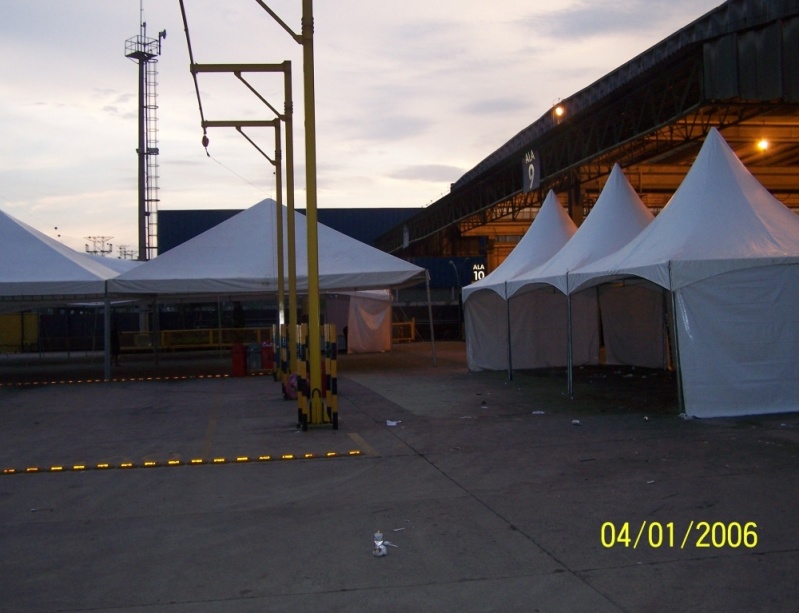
[449,260,462,340]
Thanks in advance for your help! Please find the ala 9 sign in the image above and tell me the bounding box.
[522,149,540,192]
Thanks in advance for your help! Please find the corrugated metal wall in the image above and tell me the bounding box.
[704,14,799,102]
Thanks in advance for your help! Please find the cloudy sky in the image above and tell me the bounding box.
[0,0,722,256]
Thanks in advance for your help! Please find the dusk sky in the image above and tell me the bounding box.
[0,0,722,256]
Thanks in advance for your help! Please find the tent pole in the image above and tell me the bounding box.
[425,271,436,366]
[567,292,573,399]
[152,296,160,366]
[103,283,111,381]
[505,281,513,381]
[669,289,685,414]
[668,265,686,414]
[217,297,223,355]
[662,287,670,370]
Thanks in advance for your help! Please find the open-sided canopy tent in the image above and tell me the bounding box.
[0,208,124,313]
[506,164,666,373]
[108,199,427,296]
[462,191,577,371]
[570,128,799,418]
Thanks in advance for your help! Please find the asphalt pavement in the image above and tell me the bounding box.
[0,342,797,612]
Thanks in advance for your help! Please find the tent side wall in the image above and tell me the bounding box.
[597,283,668,368]
[508,289,599,370]
[676,264,799,418]
[346,295,392,353]
[465,290,510,371]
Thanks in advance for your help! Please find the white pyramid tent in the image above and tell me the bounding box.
[506,164,666,373]
[507,165,653,296]
[0,208,122,310]
[109,199,426,296]
[570,128,799,417]
[462,190,577,371]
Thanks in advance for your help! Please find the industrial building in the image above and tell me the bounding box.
[374,0,799,277]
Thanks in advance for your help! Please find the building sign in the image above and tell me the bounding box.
[522,149,540,192]
[472,263,486,282]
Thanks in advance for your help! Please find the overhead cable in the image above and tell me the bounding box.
[178,0,210,155]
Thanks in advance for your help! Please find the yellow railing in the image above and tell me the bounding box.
[391,319,416,343]
[120,327,274,352]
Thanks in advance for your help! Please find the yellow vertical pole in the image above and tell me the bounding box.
[301,0,323,425]
[283,62,298,377]
[273,121,285,331]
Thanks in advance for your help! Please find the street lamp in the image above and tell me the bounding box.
[449,260,462,340]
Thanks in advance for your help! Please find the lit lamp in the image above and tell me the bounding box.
[757,138,769,152]
[553,103,566,124]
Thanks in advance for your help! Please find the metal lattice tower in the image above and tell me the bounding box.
[126,20,165,261]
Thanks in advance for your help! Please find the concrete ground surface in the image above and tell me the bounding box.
[0,342,797,612]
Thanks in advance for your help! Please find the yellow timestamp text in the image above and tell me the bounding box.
[600,521,758,549]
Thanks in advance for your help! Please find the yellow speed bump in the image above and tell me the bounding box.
[1,449,363,476]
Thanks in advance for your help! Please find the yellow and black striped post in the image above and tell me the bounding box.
[324,323,338,429]
[279,323,290,394]
[271,324,279,382]
[296,324,309,430]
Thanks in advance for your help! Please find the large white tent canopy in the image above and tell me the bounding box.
[0,208,127,313]
[108,199,426,296]
[0,208,122,298]
[570,128,799,418]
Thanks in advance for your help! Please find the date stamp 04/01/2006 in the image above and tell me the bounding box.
[600,521,758,550]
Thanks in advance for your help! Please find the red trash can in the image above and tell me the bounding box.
[261,341,274,372]
[231,342,247,377]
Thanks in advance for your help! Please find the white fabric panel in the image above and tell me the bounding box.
[465,290,510,371]
[571,289,601,366]
[597,284,667,368]
[676,265,799,418]
[508,289,599,369]
[346,294,392,354]
[509,291,565,369]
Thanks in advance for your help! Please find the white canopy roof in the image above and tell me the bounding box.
[569,128,799,292]
[0,208,122,299]
[506,164,653,297]
[461,190,576,302]
[108,199,426,296]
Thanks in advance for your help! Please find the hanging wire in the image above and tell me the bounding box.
[178,0,273,200]
[207,152,269,196]
[178,0,209,156]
